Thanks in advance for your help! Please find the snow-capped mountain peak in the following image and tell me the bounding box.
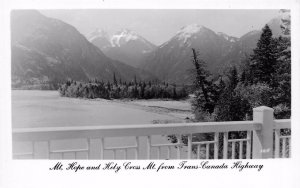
[175,24,206,43]
[111,29,139,47]
[88,28,156,67]
[178,24,204,34]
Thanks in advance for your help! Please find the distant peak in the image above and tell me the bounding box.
[111,29,139,47]
[175,24,207,44]
[177,24,205,34]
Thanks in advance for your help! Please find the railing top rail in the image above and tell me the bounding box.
[274,119,291,129]
[13,121,261,142]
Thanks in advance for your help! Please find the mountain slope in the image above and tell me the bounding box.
[139,24,239,83]
[11,10,155,88]
[88,29,156,68]
[139,16,286,84]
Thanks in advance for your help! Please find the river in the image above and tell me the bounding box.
[12,90,191,159]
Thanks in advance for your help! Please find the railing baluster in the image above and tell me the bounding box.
[124,149,128,159]
[214,132,219,159]
[231,141,235,159]
[282,138,286,158]
[288,138,291,158]
[32,142,35,159]
[197,144,200,159]
[187,134,192,159]
[223,132,228,159]
[135,136,139,159]
[246,131,251,159]
[157,146,161,159]
[177,135,181,159]
[100,138,104,159]
[206,143,209,159]
[146,136,151,159]
[112,149,116,159]
[47,141,51,159]
[87,138,91,159]
[239,141,243,159]
[274,129,280,158]
[167,146,171,159]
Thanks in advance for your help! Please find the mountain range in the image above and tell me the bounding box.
[11,10,288,87]
[88,17,286,83]
[11,10,155,88]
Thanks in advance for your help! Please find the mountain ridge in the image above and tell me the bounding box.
[11,10,288,87]
[88,28,156,68]
[11,10,156,89]
[137,16,287,83]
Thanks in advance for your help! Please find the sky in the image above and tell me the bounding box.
[41,9,281,45]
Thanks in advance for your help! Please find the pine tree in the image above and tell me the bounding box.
[228,66,238,90]
[280,9,291,35]
[134,75,137,85]
[250,24,278,85]
[113,72,117,86]
[214,67,251,121]
[191,48,216,115]
[272,15,291,118]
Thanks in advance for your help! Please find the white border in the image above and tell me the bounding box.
[1,0,300,188]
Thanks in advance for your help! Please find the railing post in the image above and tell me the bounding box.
[252,106,274,159]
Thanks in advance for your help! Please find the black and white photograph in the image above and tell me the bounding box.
[1,0,300,188]
[11,9,291,160]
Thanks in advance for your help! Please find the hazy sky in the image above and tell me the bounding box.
[41,9,281,45]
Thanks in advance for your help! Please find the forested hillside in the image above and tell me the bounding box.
[191,17,291,121]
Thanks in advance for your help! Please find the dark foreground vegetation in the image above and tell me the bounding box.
[190,23,291,121]
[169,14,291,158]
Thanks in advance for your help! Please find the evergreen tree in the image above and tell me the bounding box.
[250,24,278,85]
[228,66,238,90]
[191,48,215,115]
[214,67,251,121]
[173,85,177,99]
[113,72,117,86]
[280,9,291,35]
[272,16,291,118]
[134,75,137,85]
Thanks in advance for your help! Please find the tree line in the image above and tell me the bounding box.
[58,76,189,100]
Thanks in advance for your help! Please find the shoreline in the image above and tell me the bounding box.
[12,90,193,128]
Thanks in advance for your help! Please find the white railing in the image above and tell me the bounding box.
[274,119,291,158]
[12,106,291,159]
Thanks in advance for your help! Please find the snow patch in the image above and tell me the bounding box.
[111,29,139,47]
[176,24,204,43]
